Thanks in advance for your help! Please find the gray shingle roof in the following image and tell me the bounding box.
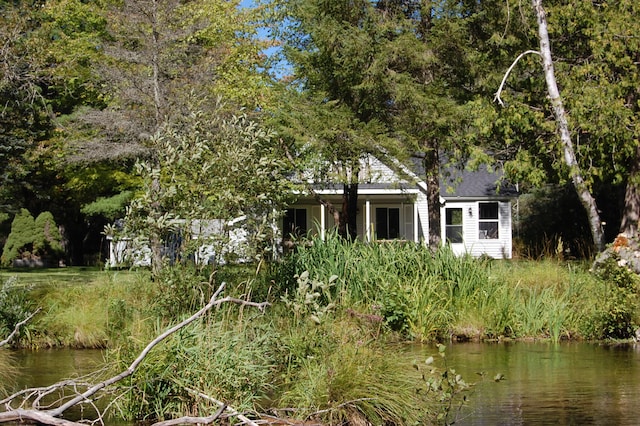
[439,164,518,198]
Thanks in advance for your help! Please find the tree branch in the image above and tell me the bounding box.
[184,388,260,426]
[494,50,541,106]
[152,404,226,426]
[0,283,270,425]
[0,307,41,348]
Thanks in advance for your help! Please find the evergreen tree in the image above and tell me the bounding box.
[266,0,472,246]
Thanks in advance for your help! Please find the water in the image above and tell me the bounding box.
[14,348,106,389]
[7,349,128,425]
[7,343,640,425]
[440,342,640,425]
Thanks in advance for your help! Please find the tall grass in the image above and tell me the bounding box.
[280,235,609,342]
[275,316,425,425]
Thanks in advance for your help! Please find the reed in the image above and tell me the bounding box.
[0,349,18,396]
[276,316,423,425]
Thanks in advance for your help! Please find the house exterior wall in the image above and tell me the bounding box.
[285,195,428,242]
[440,199,512,259]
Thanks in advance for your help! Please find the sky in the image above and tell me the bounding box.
[238,0,290,79]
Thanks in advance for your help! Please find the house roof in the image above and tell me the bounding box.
[408,154,518,199]
[302,153,518,199]
[439,164,518,199]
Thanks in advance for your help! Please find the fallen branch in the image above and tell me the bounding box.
[152,404,226,426]
[0,282,270,425]
[184,387,261,426]
[0,307,41,348]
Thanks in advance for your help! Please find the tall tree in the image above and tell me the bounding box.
[92,0,276,271]
[266,0,470,246]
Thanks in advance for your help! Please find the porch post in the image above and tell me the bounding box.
[414,202,419,242]
[320,204,326,241]
[365,199,371,243]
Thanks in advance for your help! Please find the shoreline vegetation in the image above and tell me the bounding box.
[1,237,638,424]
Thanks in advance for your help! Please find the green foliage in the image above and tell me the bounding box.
[115,319,278,422]
[586,255,640,339]
[277,317,424,425]
[33,211,64,257]
[514,185,594,259]
[416,344,472,425]
[276,235,610,342]
[122,104,293,274]
[1,209,64,267]
[1,209,37,267]
[0,276,35,343]
[281,270,336,324]
[150,264,215,321]
[81,191,134,220]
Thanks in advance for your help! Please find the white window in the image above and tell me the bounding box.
[375,207,400,240]
[479,202,499,239]
[445,208,463,243]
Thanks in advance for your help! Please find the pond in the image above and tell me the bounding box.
[7,342,640,425]
[439,341,640,425]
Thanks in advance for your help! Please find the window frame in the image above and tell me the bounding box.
[478,202,499,239]
[445,207,463,244]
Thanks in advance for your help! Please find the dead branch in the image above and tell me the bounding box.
[494,49,541,106]
[0,307,41,348]
[152,404,226,426]
[184,388,261,426]
[0,282,270,425]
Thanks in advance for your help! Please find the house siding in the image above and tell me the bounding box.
[440,200,512,259]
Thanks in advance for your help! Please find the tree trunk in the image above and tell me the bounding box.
[339,183,358,240]
[424,150,441,249]
[620,144,640,237]
[533,0,605,252]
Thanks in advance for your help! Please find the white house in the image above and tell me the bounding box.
[439,164,517,259]
[284,155,517,259]
[107,154,517,266]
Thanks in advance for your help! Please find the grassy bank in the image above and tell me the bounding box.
[1,238,638,424]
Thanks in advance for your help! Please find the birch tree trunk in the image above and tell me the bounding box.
[533,0,605,252]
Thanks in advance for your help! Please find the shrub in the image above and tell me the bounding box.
[1,209,37,266]
[587,255,640,339]
[1,209,64,267]
[34,211,64,259]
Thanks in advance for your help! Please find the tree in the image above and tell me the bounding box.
[266,0,470,246]
[118,102,293,274]
[462,0,639,253]
[83,0,278,270]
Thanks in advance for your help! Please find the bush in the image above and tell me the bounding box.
[587,255,640,339]
[1,209,64,267]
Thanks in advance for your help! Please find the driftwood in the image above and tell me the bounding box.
[0,282,270,426]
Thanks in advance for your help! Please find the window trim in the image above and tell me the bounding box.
[445,207,463,244]
[478,202,499,240]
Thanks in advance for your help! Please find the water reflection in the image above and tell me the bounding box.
[14,348,105,389]
[441,342,640,425]
[8,343,640,425]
